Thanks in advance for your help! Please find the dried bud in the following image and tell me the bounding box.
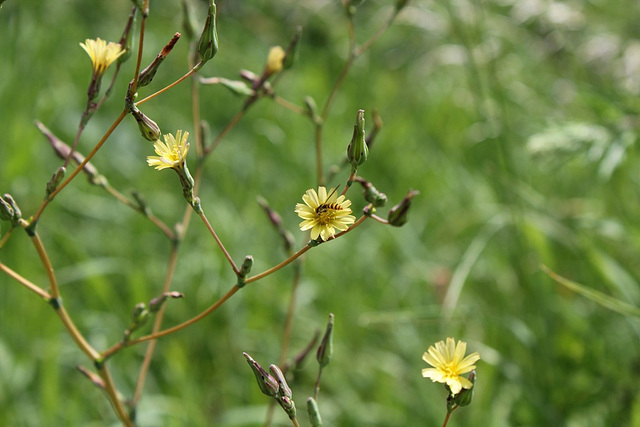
[387,190,419,227]
[137,33,181,88]
[243,352,279,397]
[265,46,285,76]
[131,108,162,141]
[316,313,334,367]
[346,109,368,167]
[307,397,323,427]
[196,0,219,65]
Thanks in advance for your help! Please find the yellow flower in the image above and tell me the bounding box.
[80,38,126,77]
[421,337,480,396]
[295,186,356,241]
[265,46,285,75]
[147,131,190,171]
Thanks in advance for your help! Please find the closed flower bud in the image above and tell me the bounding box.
[388,190,419,227]
[307,397,323,427]
[361,181,387,207]
[196,0,219,65]
[282,26,302,70]
[45,167,66,199]
[304,96,322,125]
[269,364,292,400]
[2,194,21,226]
[346,109,368,167]
[243,353,279,397]
[279,395,297,420]
[453,371,476,407]
[241,255,254,276]
[131,108,162,141]
[316,313,334,367]
[0,196,14,222]
[265,46,285,76]
[117,8,136,65]
[219,78,254,97]
[149,291,184,313]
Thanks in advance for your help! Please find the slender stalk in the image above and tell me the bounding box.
[198,211,239,274]
[135,65,202,106]
[246,245,311,284]
[29,231,60,299]
[442,405,458,427]
[0,261,50,300]
[132,244,180,406]
[291,419,300,427]
[278,262,302,366]
[0,227,13,248]
[99,363,134,426]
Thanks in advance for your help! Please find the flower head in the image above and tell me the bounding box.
[421,337,480,396]
[147,131,190,171]
[295,186,355,241]
[80,38,126,77]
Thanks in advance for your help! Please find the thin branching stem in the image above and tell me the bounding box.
[99,363,134,426]
[198,211,240,274]
[0,261,50,300]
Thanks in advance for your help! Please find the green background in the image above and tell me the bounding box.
[2,0,640,425]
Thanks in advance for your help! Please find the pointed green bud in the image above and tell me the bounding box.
[117,7,136,65]
[219,78,254,97]
[131,190,151,216]
[387,190,419,227]
[131,302,149,324]
[138,33,181,88]
[149,291,184,313]
[282,26,302,70]
[2,194,21,226]
[45,167,66,199]
[243,352,279,397]
[196,0,219,65]
[131,108,161,141]
[347,109,368,167]
[0,197,14,222]
[241,256,254,276]
[304,96,322,125]
[454,371,476,407]
[307,397,323,427]
[316,313,334,367]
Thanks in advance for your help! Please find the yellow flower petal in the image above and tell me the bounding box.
[421,337,480,396]
[295,186,355,241]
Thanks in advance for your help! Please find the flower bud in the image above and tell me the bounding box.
[241,255,254,276]
[453,371,476,407]
[316,313,334,368]
[361,181,387,207]
[131,108,162,141]
[117,7,136,65]
[0,196,14,222]
[282,26,302,70]
[269,364,292,400]
[137,33,181,88]
[388,190,419,227]
[2,194,21,226]
[304,96,322,125]
[346,109,368,167]
[265,46,285,76]
[196,0,219,65]
[45,167,66,199]
[149,291,184,313]
[243,352,279,397]
[279,395,297,420]
[307,397,323,427]
[219,78,254,97]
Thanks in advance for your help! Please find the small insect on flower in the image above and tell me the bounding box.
[295,186,356,241]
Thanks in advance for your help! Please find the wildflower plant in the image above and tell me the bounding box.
[0,1,424,425]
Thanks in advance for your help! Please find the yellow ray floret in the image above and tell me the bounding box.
[295,186,356,241]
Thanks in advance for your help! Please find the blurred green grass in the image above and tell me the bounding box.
[2,0,640,425]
